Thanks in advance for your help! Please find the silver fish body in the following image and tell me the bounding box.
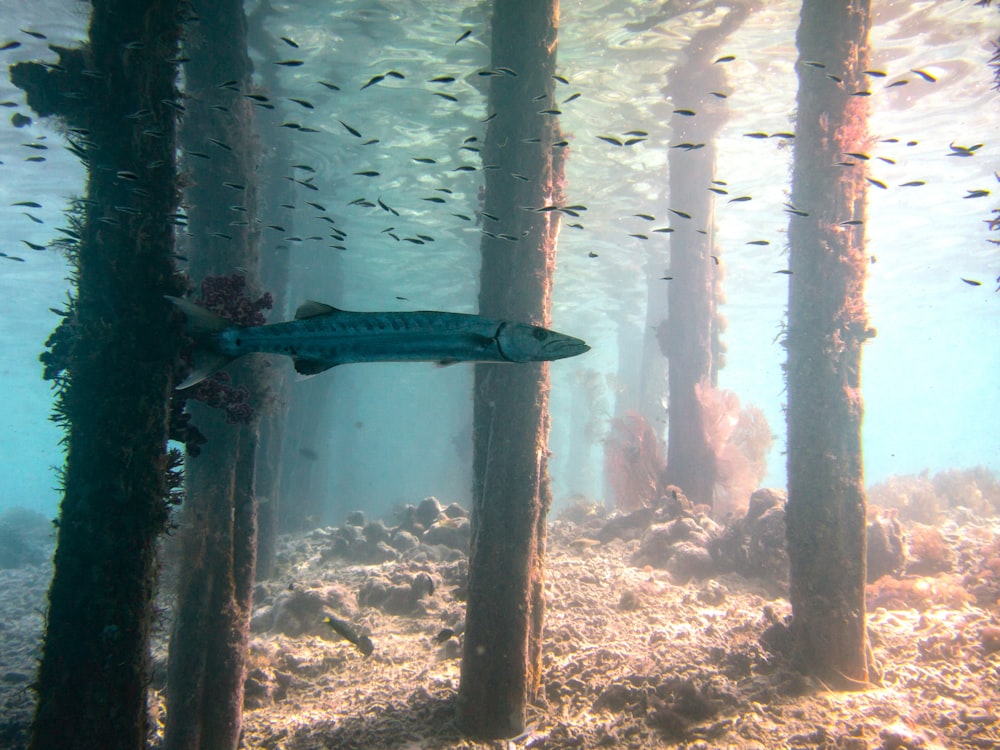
[168,297,589,389]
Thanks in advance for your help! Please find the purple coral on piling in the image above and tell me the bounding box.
[196,273,273,327]
[192,371,254,425]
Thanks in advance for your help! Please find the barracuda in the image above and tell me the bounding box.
[167,296,590,389]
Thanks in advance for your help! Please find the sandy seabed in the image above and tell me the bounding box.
[2,504,999,750]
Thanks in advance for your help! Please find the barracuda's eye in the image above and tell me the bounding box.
[533,328,547,341]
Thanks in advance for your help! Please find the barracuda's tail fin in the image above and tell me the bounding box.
[166,296,238,389]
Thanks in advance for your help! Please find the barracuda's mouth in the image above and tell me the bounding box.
[543,333,590,360]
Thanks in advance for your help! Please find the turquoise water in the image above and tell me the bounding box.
[0,0,996,518]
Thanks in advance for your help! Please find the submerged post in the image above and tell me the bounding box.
[785,0,874,687]
[457,0,563,738]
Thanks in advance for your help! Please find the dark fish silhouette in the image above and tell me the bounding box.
[323,616,374,657]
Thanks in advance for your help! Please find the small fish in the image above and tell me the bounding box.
[434,92,458,102]
[361,74,385,90]
[629,233,648,240]
[803,60,826,69]
[899,180,925,187]
[910,68,936,83]
[537,108,561,115]
[746,240,770,246]
[652,227,673,234]
[430,76,456,84]
[714,55,735,64]
[455,29,472,44]
[633,213,655,221]
[288,98,314,109]
[317,81,340,91]
[597,135,623,147]
[353,170,380,177]
[743,132,769,139]
[839,220,863,226]
[21,29,46,40]
[11,201,42,208]
[323,616,374,657]
[963,189,990,199]
[885,79,909,88]
[22,212,43,223]
[22,240,46,250]
[434,628,456,644]
[844,152,869,160]
[863,70,886,78]
[280,36,299,48]
[728,196,752,203]
[866,177,887,189]
[709,91,728,98]
[377,198,399,216]
[339,120,362,138]
[710,255,720,265]
[0,41,22,51]
[673,108,696,117]
[960,278,981,286]
[386,70,404,80]
[562,92,581,104]
[850,90,871,96]
[588,251,598,258]
[668,208,691,219]
[274,59,304,67]
[775,269,792,275]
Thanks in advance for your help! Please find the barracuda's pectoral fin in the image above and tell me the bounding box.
[293,357,338,376]
[295,300,341,319]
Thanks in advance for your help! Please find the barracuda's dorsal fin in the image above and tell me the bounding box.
[295,300,342,320]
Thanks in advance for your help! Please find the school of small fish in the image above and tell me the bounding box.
[0,8,994,293]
